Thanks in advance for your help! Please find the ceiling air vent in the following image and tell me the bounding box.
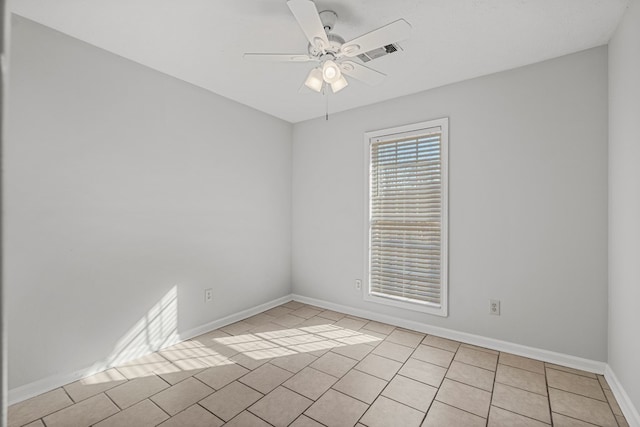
[356,43,402,63]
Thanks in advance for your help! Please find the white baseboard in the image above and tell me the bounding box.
[176,294,292,342]
[8,294,292,406]
[605,365,640,427]
[292,294,607,375]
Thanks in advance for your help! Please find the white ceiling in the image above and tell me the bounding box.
[11,0,628,123]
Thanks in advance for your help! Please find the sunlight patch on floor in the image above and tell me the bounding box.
[214,324,382,360]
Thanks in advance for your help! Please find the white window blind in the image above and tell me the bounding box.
[365,119,448,315]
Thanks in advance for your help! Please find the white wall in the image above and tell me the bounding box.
[292,47,609,361]
[5,16,292,390]
[608,0,640,412]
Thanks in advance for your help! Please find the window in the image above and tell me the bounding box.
[364,118,448,316]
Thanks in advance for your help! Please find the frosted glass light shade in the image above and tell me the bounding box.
[304,67,323,92]
[330,75,348,93]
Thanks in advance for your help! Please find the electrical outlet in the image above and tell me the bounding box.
[205,288,213,303]
[355,279,362,290]
[490,299,500,315]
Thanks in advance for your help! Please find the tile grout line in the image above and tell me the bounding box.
[189,374,217,399]
[599,376,628,426]
[60,386,75,405]
[375,391,432,416]
[288,412,324,427]
[547,383,612,403]
[551,411,602,426]
[492,377,548,398]
[432,400,488,424]
[449,357,495,373]
[224,406,275,427]
[545,364,600,379]
[302,410,330,426]
[445,376,495,394]
[485,350,498,427]
[100,391,125,419]
[490,404,555,426]
[500,363,546,376]
[154,371,174,388]
[245,405,278,427]
[194,402,224,423]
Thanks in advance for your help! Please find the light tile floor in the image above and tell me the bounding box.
[8,301,630,427]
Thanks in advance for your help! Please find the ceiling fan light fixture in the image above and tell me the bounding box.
[322,60,341,84]
[330,75,348,93]
[304,67,324,92]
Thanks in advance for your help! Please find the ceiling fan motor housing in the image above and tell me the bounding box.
[319,10,338,32]
[308,35,344,56]
[308,32,345,57]
[307,10,343,56]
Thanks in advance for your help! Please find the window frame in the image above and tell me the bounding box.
[363,118,449,317]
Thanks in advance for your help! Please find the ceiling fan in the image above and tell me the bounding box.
[244,0,412,94]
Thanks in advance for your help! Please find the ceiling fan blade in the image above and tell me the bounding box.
[339,61,386,86]
[243,53,317,62]
[340,19,411,57]
[287,0,330,51]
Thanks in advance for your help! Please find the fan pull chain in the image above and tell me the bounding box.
[325,84,329,121]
